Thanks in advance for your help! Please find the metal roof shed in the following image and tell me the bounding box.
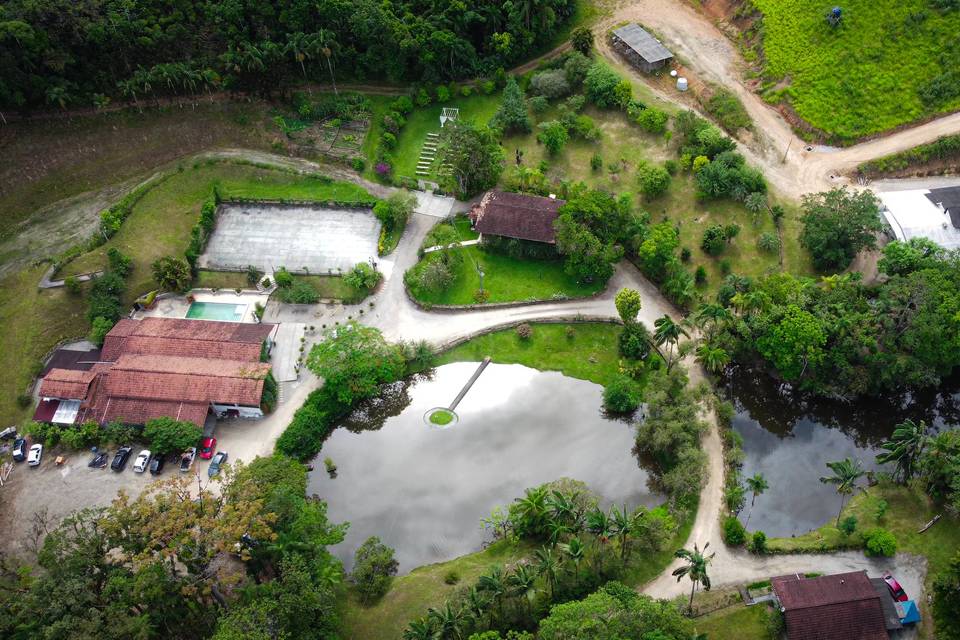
[612,23,673,73]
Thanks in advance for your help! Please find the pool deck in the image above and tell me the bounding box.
[134,290,269,324]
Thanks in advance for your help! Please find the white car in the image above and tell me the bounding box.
[27,443,43,467]
[132,449,151,473]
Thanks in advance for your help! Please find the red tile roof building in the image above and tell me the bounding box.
[469,191,565,244]
[771,571,892,640]
[35,317,275,427]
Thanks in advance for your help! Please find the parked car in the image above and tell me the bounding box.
[207,451,228,477]
[88,451,109,468]
[12,438,27,462]
[27,444,43,467]
[111,446,133,472]
[132,449,151,473]
[199,437,217,460]
[148,453,166,475]
[883,574,909,602]
[0,426,17,440]
[180,447,197,473]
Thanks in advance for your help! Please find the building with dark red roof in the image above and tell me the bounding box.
[469,190,565,245]
[35,317,276,428]
[772,571,902,640]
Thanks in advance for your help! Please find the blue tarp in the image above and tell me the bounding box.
[900,600,921,625]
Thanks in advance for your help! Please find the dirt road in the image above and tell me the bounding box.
[593,0,960,200]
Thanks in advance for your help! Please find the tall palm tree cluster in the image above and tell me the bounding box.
[403,485,678,639]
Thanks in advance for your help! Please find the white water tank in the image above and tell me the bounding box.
[677,77,689,91]
[670,69,678,78]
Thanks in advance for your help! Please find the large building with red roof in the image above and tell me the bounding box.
[35,317,276,428]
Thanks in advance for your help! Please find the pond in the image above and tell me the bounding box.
[728,366,960,537]
[308,362,663,573]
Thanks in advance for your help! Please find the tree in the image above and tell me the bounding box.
[538,585,692,640]
[701,225,728,255]
[636,223,679,283]
[571,26,594,54]
[478,566,508,623]
[559,537,586,588]
[143,417,202,454]
[305,322,406,405]
[756,304,826,381]
[878,237,944,276]
[439,121,504,199]
[694,343,729,374]
[151,255,192,292]
[491,76,531,133]
[584,63,625,108]
[933,551,960,639]
[427,601,471,640]
[757,232,780,253]
[800,187,884,271]
[529,69,571,99]
[373,190,417,231]
[507,563,539,621]
[653,315,690,371]
[819,458,866,526]
[877,419,930,484]
[416,258,455,293]
[603,375,642,412]
[615,288,642,324]
[89,316,115,346]
[744,472,768,528]
[637,163,671,199]
[534,546,560,599]
[352,536,399,603]
[672,542,715,612]
[691,303,732,340]
[538,120,569,155]
[554,215,620,283]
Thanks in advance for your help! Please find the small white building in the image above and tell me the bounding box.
[877,186,960,250]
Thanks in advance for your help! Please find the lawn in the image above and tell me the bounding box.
[437,322,625,387]
[388,93,504,181]
[768,481,960,639]
[692,604,771,640]
[749,0,960,141]
[407,245,604,306]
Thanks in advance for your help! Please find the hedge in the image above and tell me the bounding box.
[274,385,351,461]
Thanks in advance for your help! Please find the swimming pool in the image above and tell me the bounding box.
[186,302,246,322]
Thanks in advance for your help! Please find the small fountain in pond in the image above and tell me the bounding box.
[424,356,491,428]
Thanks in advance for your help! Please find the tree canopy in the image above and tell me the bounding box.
[800,187,884,271]
[306,322,406,404]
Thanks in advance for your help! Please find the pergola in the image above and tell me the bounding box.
[440,107,459,127]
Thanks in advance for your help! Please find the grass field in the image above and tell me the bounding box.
[437,322,625,386]
[768,481,959,639]
[749,0,960,141]
[0,162,374,427]
[692,604,771,639]
[407,246,604,305]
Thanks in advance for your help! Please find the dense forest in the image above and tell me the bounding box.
[0,0,576,112]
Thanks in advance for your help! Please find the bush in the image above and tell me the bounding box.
[680,247,691,262]
[64,276,81,295]
[88,316,115,346]
[564,52,592,86]
[863,528,897,557]
[390,96,414,115]
[415,259,454,294]
[107,247,132,277]
[353,536,399,604]
[603,374,642,412]
[277,280,320,304]
[704,88,751,133]
[619,323,651,359]
[515,323,532,340]
[722,515,747,546]
[637,163,671,199]
[352,158,366,172]
[529,69,570,99]
[416,88,431,107]
[275,386,349,460]
[695,265,707,285]
[143,417,202,455]
[274,267,294,288]
[537,120,569,155]
[344,262,382,290]
[701,225,728,256]
[585,63,626,108]
[571,26,594,54]
[529,95,549,114]
[749,530,767,554]
[443,570,461,585]
[636,107,669,133]
[59,421,101,450]
[590,153,603,171]
[758,232,780,254]
[435,85,451,103]
[839,516,858,536]
[151,255,192,292]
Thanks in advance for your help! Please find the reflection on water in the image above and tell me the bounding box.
[728,367,960,537]
[308,363,663,573]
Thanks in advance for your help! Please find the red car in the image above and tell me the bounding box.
[883,574,908,602]
[199,437,217,460]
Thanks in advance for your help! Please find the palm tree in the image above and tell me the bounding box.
[692,303,732,340]
[427,601,470,640]
[514,486,550,538]
[877,419,930,484]
[534,546,560,599]
[546,519,571,546]
[672,542,715,613]
[609,504,633,565]
[820,458,866,526]
[546,489,582,531]
[507,563,539,621]
[744,473,768,528]
[317,28,339,95]
[559,537,586,589]
[477,566,507,624]
[586,508,612,575]
[403,617,434,640]
[463,587,489,628]
[695,343,730,374]
[654,314,690,371]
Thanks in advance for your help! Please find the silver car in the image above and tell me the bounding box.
[27,444,43,467]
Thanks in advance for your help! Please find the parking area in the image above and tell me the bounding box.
[198,203,380,273]
[0,447,220,557]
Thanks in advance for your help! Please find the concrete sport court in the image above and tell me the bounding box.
[198,203,380,274]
